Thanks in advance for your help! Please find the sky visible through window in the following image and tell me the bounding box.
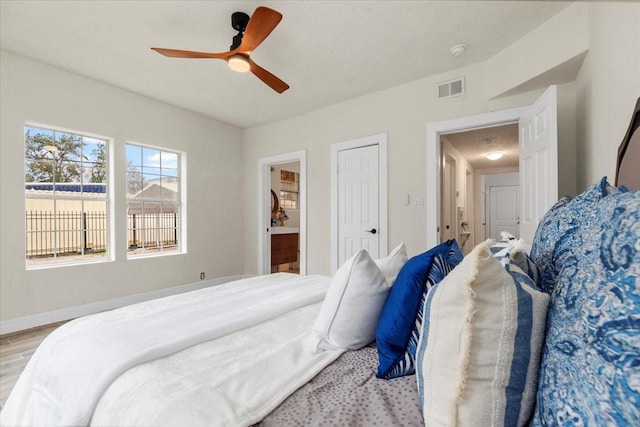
[125,145,178,177]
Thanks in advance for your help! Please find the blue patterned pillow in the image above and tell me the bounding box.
[530,177,618,294]
[375,240,463,379]
[532,188,640,426]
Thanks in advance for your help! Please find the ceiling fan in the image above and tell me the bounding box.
[151,6,289,93]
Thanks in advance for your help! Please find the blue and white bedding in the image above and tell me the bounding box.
[0,273,343,427]
[530,179,640,426]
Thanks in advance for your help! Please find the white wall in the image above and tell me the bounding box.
[0,51,244,325]
[242,2,595,275]
[242,72,570,274]
[483,2,589,100]
[575,2,640,189]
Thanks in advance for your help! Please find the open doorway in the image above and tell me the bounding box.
[270,162,301,273]
[258,151,307,276]
[427,85,559,248]
[440,123,519,252]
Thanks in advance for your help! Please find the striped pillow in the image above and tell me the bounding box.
[376,240,462,379]
[490,233,539,284]
[416,240,549,427]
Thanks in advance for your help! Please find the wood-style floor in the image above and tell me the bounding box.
[0,321,67,409]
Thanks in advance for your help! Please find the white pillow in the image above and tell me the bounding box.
[416,240,549,427]
[312,249,390,352]
[374,242,408,286]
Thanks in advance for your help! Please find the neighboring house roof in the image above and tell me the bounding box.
[131,178,179,201]
[128,178,179,214]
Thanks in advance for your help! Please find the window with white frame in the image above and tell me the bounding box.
[24,125,109,267]
[280,169,299,210]
[126,143,183,257]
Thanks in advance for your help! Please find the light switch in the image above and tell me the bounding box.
[412,197,424,209]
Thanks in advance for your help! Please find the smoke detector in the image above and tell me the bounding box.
[450,44,466,57]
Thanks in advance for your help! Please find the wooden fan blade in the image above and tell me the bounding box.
[238,7,282,53]
[151,47,229,60]
[249,58,289,93]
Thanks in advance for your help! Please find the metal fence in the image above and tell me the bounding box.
[26,211,107,257]
[25,211,178,258]
[127,212,179,251]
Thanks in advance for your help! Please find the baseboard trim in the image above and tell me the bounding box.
[0,274,249,335]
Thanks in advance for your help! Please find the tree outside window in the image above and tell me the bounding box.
[24,125,109,267]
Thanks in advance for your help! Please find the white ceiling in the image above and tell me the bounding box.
[0,1,571,129]
[443,124,519,170]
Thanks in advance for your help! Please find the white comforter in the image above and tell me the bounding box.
[1,273,343,427]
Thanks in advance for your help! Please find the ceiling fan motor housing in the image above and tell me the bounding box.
[231,11,250,32]
[230,11,250,49]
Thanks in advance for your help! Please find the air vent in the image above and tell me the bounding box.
[437,77,465,100]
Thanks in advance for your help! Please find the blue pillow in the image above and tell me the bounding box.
[530,177,617,294]
[375,240,463,379]
[532,187,640,425]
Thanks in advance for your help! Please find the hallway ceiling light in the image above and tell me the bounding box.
[484,151,504,161]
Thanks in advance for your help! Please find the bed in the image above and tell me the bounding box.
[2,97,639,427]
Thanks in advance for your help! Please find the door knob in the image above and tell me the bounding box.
[366,228,377,234]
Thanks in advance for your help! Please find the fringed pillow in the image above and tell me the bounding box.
[417,240,549,427]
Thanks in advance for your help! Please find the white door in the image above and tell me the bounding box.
[338,144,379,264]
[440,152,456,241]
[519,85,558,242]
[488,184,519,239]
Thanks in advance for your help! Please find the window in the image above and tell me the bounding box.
[280,170,299,210]
[126,144,183,257]
[24,125,109,267]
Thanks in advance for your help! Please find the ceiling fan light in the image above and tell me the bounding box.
[484,151,504,161]
[228,54,250,73]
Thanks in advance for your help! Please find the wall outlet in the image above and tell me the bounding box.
[200,272,205,280]
[412,197,424,209]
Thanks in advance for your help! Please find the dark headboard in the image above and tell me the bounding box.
[616,97,640,190]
